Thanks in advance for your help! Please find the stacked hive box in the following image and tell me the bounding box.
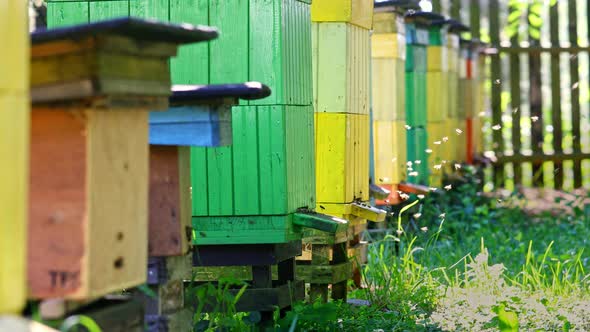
[405,13,439,186]
[371,1,410,205]
[446,21,469,164]
[47,0,344,317]
[144,83,271,331]
[0,0,29,315]
[425,19,450,187]
[304,0,387,300]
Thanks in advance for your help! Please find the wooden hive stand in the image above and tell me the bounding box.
[143,83,272,331]
[28,18,217,328]
[0,0,29,316]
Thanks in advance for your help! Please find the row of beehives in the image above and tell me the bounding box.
[372,2,486,203]
[2,0,379,329]
[0,0,487,329]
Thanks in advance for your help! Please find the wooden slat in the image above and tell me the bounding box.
[528,6,544,187]
[570,0,582,187]
[489,0,504,187]
[550,2,563,189]
[493,46,590,54]
[450,0,460,20]
[470,0,480,40]
[496,152,590,164]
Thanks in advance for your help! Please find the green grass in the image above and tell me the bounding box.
[277,166,590,331]
[186,166,590,331]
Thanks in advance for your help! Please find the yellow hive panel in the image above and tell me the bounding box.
[446,48,459,74]
[313,22,370,115]
[447,72,459,118]
[0,96,29,314]
[315,113,369,204]
[427,72,449,122]
[372,58,405,121]
[373,121,406,185]
[427,122,452,187]
[312,0,374,29]
[453,119,467,162]
[373,12,405,34]
[316,203,366,228]
[427,46,448,72]
[371,33,406,60]
[0,0,29,314]
[0,0,28,92]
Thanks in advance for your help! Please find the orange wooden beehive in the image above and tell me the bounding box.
[27,18,217,299]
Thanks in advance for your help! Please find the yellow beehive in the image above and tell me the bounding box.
[373,11,405,34]
[372,33,406,121]
[427,46,448,72]
[312,0,374,29]
[453,119,467,162]
[315,113,369,204]
[0,0,29,314]
[426,72,449,122]
[371,33,406,59]
[312,22,370,115]
[373,120,406,185]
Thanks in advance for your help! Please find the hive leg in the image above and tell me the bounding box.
[309,244,329,302]
[331,242,348,301]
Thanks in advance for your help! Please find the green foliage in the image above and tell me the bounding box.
[184,168,590,331]
[506,0,557,41]
[187,276,255,332]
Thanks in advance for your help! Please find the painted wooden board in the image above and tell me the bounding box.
[426,122,447,187]
[148,146,191,257]
[149,104,232,147]
[371,33,406,60]
[48,0,312,106]
[193,214,303,245]
[373,11,405,34]
[0,0,29,314]
[373,120,406,186]
[405,24,429,46]
[428,27,445,46]
[311,0,374,29]
[47,2,90,28]
[191,105,315,217]
[457,78,471,119]
[447,72,459,118]
[313,22,370,114]
[315,113,369,204]
[315,203,366,228]
[405,72,427,127]
[427,46,448,72]
[372,58,405,121]
[296,262,352,284]
[406,127,429,185]
[447,48,459,75]
[28,108,149,299]
[426,72,449,122]
[452,119,467,163]
[406,44,427,72]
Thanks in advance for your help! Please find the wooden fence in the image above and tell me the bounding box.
[433,0,590,190]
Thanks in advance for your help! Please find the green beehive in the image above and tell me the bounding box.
[405,71,427,127]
